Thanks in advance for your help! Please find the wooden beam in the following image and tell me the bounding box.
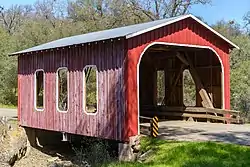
[139,116,152,120]
[141,106,242,123]
[176,52,214,108]
[163,64,186,105]
[142,111,239,123]
[186,54,214,108]
[176,52,189,66]
[149,48,170,52]
[164,66,221,72]
[141,106,240,115]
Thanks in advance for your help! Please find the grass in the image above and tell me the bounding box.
[0,104,17,109]
[104,137,250,167]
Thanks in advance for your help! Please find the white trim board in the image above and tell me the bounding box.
[83,65,99,116]
[56,67,69,113]
[126,14,239,49]
[136,42,225,135]
[34,69,45,112]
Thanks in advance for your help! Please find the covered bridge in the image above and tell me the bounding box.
[11,14,239,142]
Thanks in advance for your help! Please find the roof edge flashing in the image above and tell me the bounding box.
[125,14,190,39]
[9,36,126,56]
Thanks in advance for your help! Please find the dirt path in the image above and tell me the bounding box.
[13,144,78,167]
[141,121,250,145]
[13,147,52,167]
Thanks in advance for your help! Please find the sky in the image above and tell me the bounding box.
[0,0,249,26]
[191,0,250,26]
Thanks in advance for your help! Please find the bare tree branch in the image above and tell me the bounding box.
[0,5,30,34]
[243,11,250,32]
[126,0,210,21]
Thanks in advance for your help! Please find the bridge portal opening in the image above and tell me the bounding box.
[138,44,224,126]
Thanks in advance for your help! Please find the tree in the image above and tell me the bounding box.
[213,19,250,119]
[0,28,17,105]
[244,11,250,33]
[0,5,32,34]
[34,0,67,28]
[212,20,249,68]
[67,0,149,32]
[127,0,211,21]
[183,69,196,106]
[231,61,250,119]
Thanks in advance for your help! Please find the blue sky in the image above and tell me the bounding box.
[191,0,250,26]
[1,0,249,26]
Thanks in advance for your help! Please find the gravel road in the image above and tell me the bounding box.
[141,121,250,145]
[0,108,17,118]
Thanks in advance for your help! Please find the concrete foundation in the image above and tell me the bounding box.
[118,135,142,161]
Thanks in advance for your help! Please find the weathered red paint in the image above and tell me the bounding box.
[18,39,126,141]
[18,17,234,142]
[124,18,232,139]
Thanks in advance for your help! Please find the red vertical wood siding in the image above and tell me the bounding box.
[18,39,126,141]
[125,18,231,139]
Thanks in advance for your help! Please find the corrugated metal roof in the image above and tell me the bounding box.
[11,16,181,55]
[10,14,239,55]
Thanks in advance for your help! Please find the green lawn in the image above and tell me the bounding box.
[0,104,17,109]
[105,137,250,167]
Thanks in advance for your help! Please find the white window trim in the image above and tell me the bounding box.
[34,69,45,112]
[83,65,98,115]
[56,67,69,113]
